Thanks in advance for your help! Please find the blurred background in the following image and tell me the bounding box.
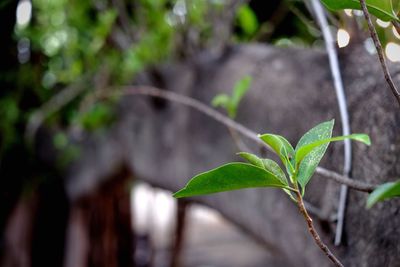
[1,0,400,267]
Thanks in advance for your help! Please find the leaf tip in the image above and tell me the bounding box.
[366,195,377,209]
[365,136,372,146]
[354,134,371,146]
[172,188,186,198]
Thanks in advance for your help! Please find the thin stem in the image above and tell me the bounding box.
[294,186,344,267]
[316,167,376,193]
[113,85,378,193]
[359,0,400,107]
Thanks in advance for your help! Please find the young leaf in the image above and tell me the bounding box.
[232,75,252,107]
[366,181,400,208]
[173,162,287,198]
[237,152,288,185]
[211,75,252,118]
[236,4,259,36]
[295,120,334,192]
[237,152,264,168]
[258,134,295,168]
[212,94,230,109]
[295,134,371,165]
[320,0,399,22]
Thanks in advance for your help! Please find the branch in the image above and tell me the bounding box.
[294,188,344,267]
[109,86,378,193]
[359,0,400,107]
[316,166,376,192]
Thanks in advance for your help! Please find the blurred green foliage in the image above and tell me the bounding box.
[236,4,259,40]
[212,75,252,118]
[1,0,222,158]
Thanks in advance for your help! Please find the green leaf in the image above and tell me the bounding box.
[295,120,334,191]
[394,0,400,13]
[211,75,252,118]
[232,75,252,107]
[53,132,69,149]
[212,94,230,109]
[261,158,288,185]
[237,152,288,185]
[367,181,400,208]
[296,134,371,164]
[237,152,264,168]
[320,0,399,22]
[258,134,295,173]
[173,162,287,198]
[236,4,259,36]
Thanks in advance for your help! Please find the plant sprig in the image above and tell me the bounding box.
[174,119,370,198]
[174,119,371,267]
[212,75,252,119]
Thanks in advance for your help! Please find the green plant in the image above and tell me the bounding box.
[212,75,252,119]
[174,119,370,266]
[367,180,400,208]
[235,4,259,40]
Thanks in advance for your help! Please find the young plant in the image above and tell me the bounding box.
[367,180,400,208]
[174,119,371,267]
[212,75,252,119]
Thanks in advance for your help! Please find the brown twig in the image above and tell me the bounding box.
[294,187,344,267]
[111,85,378,193]
[359,0,400,107]
[316,167,376,192]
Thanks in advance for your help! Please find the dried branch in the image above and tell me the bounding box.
[294,188,344,267]
[316,167,376,192]
[359,0,400,107]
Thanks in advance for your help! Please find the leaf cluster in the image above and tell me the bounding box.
[174,120,370,198]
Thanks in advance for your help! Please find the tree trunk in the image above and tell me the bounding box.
[65,166,135,267]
